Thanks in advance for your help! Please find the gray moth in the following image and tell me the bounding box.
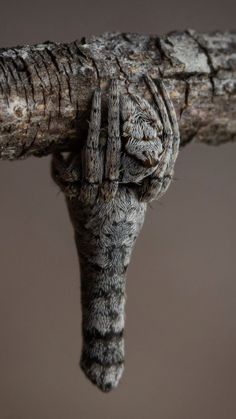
[51,75,180,392]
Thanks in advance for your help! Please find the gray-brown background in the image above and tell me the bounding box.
[0,1,236,418]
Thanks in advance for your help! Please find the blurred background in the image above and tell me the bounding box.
[0,1,236,418]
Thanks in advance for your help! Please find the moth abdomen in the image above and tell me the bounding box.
[80,331,125,393]
[68,190,147,392]
[79,257,127,392]
[51,76,180,391]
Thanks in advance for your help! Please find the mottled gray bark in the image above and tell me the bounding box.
[0,30,236,160]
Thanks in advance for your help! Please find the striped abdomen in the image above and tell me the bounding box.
[79,253,126,392]
[67,188,146,392]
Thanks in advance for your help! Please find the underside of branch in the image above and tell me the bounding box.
[0,29,236,160]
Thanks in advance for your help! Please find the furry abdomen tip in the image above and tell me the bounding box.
[80,333,125,392]
[80,358,124,392]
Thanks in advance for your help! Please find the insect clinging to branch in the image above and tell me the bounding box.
[51,75,180,392]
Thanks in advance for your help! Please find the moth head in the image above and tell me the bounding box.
[121,94,163,168]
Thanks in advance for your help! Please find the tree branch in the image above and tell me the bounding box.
[0,29,236,160]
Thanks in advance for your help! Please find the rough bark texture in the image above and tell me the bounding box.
[0,30,236,160]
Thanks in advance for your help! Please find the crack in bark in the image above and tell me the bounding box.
[186,30,217,102]
[73,41,90,66]
[14,65,29,110]
[55,72,62,116]
[45,48,62,116]
[0,59,11,96]
[62,63,72,104]
[60,45,74,74]
[10,54,30,101]
[31,64,47,116]
[14,53,36,104]
[0,76,9,107]
[37,50,53,94]
[6,63,18,95]
[91,57,100,81]
[155,37,173,70]
[32,61,46,88]
[180,80,190,118]
[47,111,52,131]
[25,126,39,155]
[63,44,74,60]
[45,46,61,73]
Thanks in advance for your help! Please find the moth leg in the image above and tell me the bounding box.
[138,76,180,202]
[51,152,80,198]
[80,88,102,204]
[151,77,180,199]
[158,78,180,175]
[100,79,121,201]
[154,82,180,198]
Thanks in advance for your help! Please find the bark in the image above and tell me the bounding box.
[0,29,236,160]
